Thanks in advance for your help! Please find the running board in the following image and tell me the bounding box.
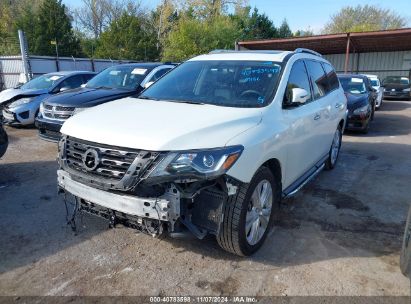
[282,163,325,199]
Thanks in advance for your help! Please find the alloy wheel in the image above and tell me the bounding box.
[245,179,273,245]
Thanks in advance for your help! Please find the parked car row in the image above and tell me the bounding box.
[336,73,410,134]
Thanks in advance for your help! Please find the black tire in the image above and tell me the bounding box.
[325,125,342,170]
[361,121,369,134]
[0,125,8,158]
[217,166,280,256]
[400,205,411,277]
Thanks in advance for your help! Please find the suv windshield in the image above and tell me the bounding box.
[139,60,282,107]
[339,77,367,94]
[87,65,150,90]
[20,74,63,90]
[383,76,410,85]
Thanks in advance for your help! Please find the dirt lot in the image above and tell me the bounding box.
[0,99,410,296]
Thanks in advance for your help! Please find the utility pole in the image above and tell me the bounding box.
[18,29,32,82]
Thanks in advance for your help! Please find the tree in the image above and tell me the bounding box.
[278,19,292,38]
[151,0,179,51]
[95,13,159,61]
[162,15,240,61]
[323,5,407,34]
[233,7,278,40]
[294,28,314,37]
[181,0,248,19]
[72,0,144,40]
[34,0,82,56]
[0,0,42,55]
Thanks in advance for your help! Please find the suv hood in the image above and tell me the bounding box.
[44,87,136,107]
[0,88,47,105]
[346,93,369,110]
[61,98,262,151]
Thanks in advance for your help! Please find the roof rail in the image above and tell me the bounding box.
[209,49,285,55]
[294,48,322,57]
[209,49,234,54]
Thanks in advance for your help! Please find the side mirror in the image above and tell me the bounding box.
[144,81,154,89]
[81,84,86,88]
[291,88,310,104]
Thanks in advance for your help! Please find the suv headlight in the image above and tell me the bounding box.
[9,97,34,108]
[353,104,370,115]
[403,88,410,92]
[149,146,243,179]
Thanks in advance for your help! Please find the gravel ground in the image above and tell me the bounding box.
[0,99,410,297]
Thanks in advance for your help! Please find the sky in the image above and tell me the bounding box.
[64,0,411,33]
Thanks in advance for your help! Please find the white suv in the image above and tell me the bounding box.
[57,49,347,256]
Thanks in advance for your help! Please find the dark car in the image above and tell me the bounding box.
[0,120,8,158]
[338,74,376,133]
[382,76,411,100]
[35,63,175,141]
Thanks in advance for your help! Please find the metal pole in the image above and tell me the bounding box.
[18,29,32,82]
[55,39,60,71]
[344,33,350,74]
[72,56,77,69]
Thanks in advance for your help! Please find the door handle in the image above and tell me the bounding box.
[314,114,321,120]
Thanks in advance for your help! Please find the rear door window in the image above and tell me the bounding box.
[58,75,84,90]
[305,60,328,99]
[82,74,95,83]
[322,62,339,92]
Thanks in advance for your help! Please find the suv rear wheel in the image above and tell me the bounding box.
[325,125,342,170]
[217,166,280,256]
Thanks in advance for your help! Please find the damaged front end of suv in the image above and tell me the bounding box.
[57,135,243,238]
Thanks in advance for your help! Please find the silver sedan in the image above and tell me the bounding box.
[1,71,95,126]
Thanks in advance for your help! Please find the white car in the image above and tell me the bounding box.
[57,49,347,256]
[364,74,383,109]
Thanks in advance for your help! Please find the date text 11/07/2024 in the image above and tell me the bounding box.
[149,296,258,303]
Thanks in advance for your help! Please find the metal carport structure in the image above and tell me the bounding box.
[237,28,411,78]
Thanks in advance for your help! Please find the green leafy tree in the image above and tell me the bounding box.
[34,0,82,56]
[0,0,41,55]
[323,5,407,34]
[95,13,159,61]
[162,15,240,61]
[278,19,292,38]
[233,7,278,40]
[14,6,38,54]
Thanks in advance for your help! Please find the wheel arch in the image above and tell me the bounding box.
[261,158,282,194]
[339,118,345,131]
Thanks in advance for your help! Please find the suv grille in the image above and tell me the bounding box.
[43,103,75,120]
[64,137,162,183]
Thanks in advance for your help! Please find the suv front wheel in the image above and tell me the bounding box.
[217,166,280,256]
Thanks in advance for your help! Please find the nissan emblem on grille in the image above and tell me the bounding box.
[82,148,100,171]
